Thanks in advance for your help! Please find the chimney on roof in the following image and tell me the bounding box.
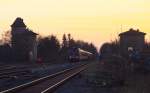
[129,28,134,31]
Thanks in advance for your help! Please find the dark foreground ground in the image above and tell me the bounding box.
[120,72,150,93]
[55,61,150,93]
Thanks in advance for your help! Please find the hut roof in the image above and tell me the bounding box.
[119,28,146,36]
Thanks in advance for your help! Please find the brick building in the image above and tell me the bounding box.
[119,28,146,56]
[11,17,38,62]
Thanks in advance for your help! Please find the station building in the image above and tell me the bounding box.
[119,28,146,56]
[11,17,38,62]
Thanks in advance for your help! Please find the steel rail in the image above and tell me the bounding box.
[41,64,87,93]
[0,63,88,93]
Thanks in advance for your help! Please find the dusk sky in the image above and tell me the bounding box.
[0,0,149,48]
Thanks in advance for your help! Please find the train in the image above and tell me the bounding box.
[68,47,93,62]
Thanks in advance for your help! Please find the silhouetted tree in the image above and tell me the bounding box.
[68,33,71,42]
[89,43,98,57]
[100,39,121,60]
[0,44,12,62]
[67,34,76,48]
[144,42,150,49]
[1,31,11,45]
[62,34,68,48]
[0,31,12,62]
[38,35,60,63]
[100,43,112,59]
[110,39,120,55]
[60,34,69,62]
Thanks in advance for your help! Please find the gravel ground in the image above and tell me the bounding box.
[55,61,150,93]
[55,61,121,93]
[54,75,120,93]
[120,72,150,93]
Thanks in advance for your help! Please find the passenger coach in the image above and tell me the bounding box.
[68,47,93,62]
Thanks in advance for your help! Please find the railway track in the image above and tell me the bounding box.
[0,63,90,93]
[0,63,62,78]
[0,64,43,79]
[0,68,30,79]
[0,65,16,72]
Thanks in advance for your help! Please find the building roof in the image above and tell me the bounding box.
[11,17,26,27]
[22,29,38,36]
[11,17,38,35]
[119,28,146,36]
[24,31,38,36]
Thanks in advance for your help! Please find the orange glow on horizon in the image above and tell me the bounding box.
[0,0,149,48]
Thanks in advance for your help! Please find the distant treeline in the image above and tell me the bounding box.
[0,31,98,63]
[38,34,98,63]
[144,42,150,50]
[100,39,150,59]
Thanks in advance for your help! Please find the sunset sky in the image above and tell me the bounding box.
[0,0,149,49]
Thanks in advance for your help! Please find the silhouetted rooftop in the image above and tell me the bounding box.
[11,17,38,35]
[119,28,146,36]
[11,17,26,27]
[23,30,38,36]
